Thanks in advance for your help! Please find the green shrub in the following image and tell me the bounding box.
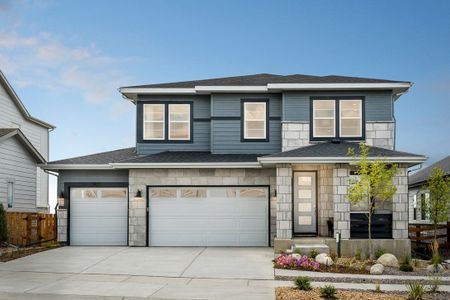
[400,256,414,272]
[329,251,337,262]
[320,285,337,299]
[374,282,382,293]
[374,247,386,259]
[428,274,441,293]
[0,204,8,243]
[430,241,442,267]
[309,249,319,259]
[354,248,361,260]
[407,282,425,300]
[294,276,312,291]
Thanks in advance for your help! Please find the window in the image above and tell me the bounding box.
[311,97,364,140]
[243,101,267,140]
[420,192,430,220]
[143,104,165,140]
[7,182,14,208]
[142,103,192,142]
[313,100,335,137]
[169,104,190,140]
[340,100,362,137]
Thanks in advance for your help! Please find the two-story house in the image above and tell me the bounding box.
[45,73,426,257]
[0,70,54,212]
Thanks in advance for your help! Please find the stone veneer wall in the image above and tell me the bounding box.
[56,208,67,243]
[281,121,395,152]
[392,166,409,239]
[276,164,293,239]
[129,168,277,246]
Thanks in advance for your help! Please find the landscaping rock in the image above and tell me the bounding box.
[315,253,333,266]
[292,253,301,259]
[370,263,384,275]
[427,264,444,273]
[376,253,399,268]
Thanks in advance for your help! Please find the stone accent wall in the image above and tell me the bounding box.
[333,165,351,239]
[56,208,67,243]
[366,122,395,150]
[282,122,310,151]
[129,168,277,246]
[392,167,409,239]
[276,164,293,239]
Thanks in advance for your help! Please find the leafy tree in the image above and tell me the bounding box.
[0,203,8,243]
[347,143,398,258]
[425,168,450,243]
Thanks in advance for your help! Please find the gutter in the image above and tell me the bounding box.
[41,162,262,170]
[258,156,427,164]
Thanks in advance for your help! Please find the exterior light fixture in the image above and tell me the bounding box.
[57,192,65,207]
[135,189,143,199]
[272,189,277,197]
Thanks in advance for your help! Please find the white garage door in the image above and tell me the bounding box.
[148,186,268,246]
[70,187,128,246]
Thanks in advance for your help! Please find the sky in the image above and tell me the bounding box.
[0,0,449,209]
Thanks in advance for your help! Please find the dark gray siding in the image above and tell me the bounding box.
[136,95,210,155]
[57,170,129,193]
[211,93,282,154]
[283,91,394,122]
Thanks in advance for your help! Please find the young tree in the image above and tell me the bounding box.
[425,168,450,243]
[347,143,398,258]
[0,203,8,243]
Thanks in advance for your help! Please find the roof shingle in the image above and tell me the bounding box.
[409,155,450,186]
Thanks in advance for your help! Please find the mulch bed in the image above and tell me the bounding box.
[0,245,58,262]
[276,287,450,300]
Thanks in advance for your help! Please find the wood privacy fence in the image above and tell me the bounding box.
[409,222,450,258]
[6,212,56,247]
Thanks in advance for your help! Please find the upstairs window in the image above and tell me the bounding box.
[242,100,267,141]
[143,102,192,142]
[311,97,364,140]
[7,181,14,208]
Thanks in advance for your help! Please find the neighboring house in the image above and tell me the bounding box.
[408,155,450,223]
[0,71,54,212]
[43,73,426,256]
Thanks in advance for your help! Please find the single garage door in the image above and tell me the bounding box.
[70,187,128,246]
[148,186,268,246]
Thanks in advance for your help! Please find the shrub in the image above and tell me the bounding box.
[428,274,441,293]
[374,282,382,293]
[294,276,312,291]
[309,249,319,259]
[407,282,425,300]
[273,254,320,271]
[430,241,442,267]
[354,248,361,260]
[0,203,8,243]
[320,285,337,299]
[400,256,414,272]
[374,247,386,259]
[329,251,337,262]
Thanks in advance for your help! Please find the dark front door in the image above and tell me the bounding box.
[293,171,317,235]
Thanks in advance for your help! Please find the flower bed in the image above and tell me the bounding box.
[274,254,320,271]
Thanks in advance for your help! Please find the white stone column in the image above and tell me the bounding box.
[276,164,293,239]
[56,208,67,243]
[392,167,409,239]
[333,165,351,239]
[128,173,147,246]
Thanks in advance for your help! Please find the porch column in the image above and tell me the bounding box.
[392,166,409,239]
[333,165,351,239]
[276,164,293,239]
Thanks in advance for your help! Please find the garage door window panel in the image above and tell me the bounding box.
[151,188,177,198]
[181,188,207,198]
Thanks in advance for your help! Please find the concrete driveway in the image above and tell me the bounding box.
[0,247,279,299]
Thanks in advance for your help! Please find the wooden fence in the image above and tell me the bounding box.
[6,212,56,247]
[409,222,450,258]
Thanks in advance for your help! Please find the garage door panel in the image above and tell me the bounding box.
[149,186,268,246]
[70,187,128,246]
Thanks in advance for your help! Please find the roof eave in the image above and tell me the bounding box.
[258,156,427,164]
[110,162,262,169]
[0,129,46,163]
[40,164,113,170]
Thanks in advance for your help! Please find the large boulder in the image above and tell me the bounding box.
[376,253,399,268]
[427,264,444,273]
[315,253,333,266]
[370,263,384,275]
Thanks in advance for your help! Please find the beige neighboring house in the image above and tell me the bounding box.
[0,70,55,212]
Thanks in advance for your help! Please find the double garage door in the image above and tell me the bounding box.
[70,186,268,246]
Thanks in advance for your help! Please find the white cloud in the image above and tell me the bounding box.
[0,31,133,104]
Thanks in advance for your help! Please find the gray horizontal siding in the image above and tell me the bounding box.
[212,120,281,154]
[283,91,393,122]
[57,170,129,193]
[0,137,37,212]
[137,95,211,155]
[137,122,210,154]
[212,93,282,117]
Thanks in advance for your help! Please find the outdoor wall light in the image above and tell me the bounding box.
[135,189,143,199]
[57,192,65,207]
[272,189,277,197]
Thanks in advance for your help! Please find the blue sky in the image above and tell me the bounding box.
[1,0,449,206]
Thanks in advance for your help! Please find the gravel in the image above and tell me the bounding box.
[275,275,450,285]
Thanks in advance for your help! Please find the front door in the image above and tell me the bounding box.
[293,172,317,235]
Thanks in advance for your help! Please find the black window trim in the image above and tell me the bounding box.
[240,98,270,142]
[137,100,194,144]
[310,96,365,141]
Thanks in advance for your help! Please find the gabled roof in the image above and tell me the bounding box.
[43,148,261,170]
[122,73,409,89]
[258,142,426,164]
[119,73,412,102]
[0,70,55,129]
[409,155,450,187]
[0,128,46,163]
